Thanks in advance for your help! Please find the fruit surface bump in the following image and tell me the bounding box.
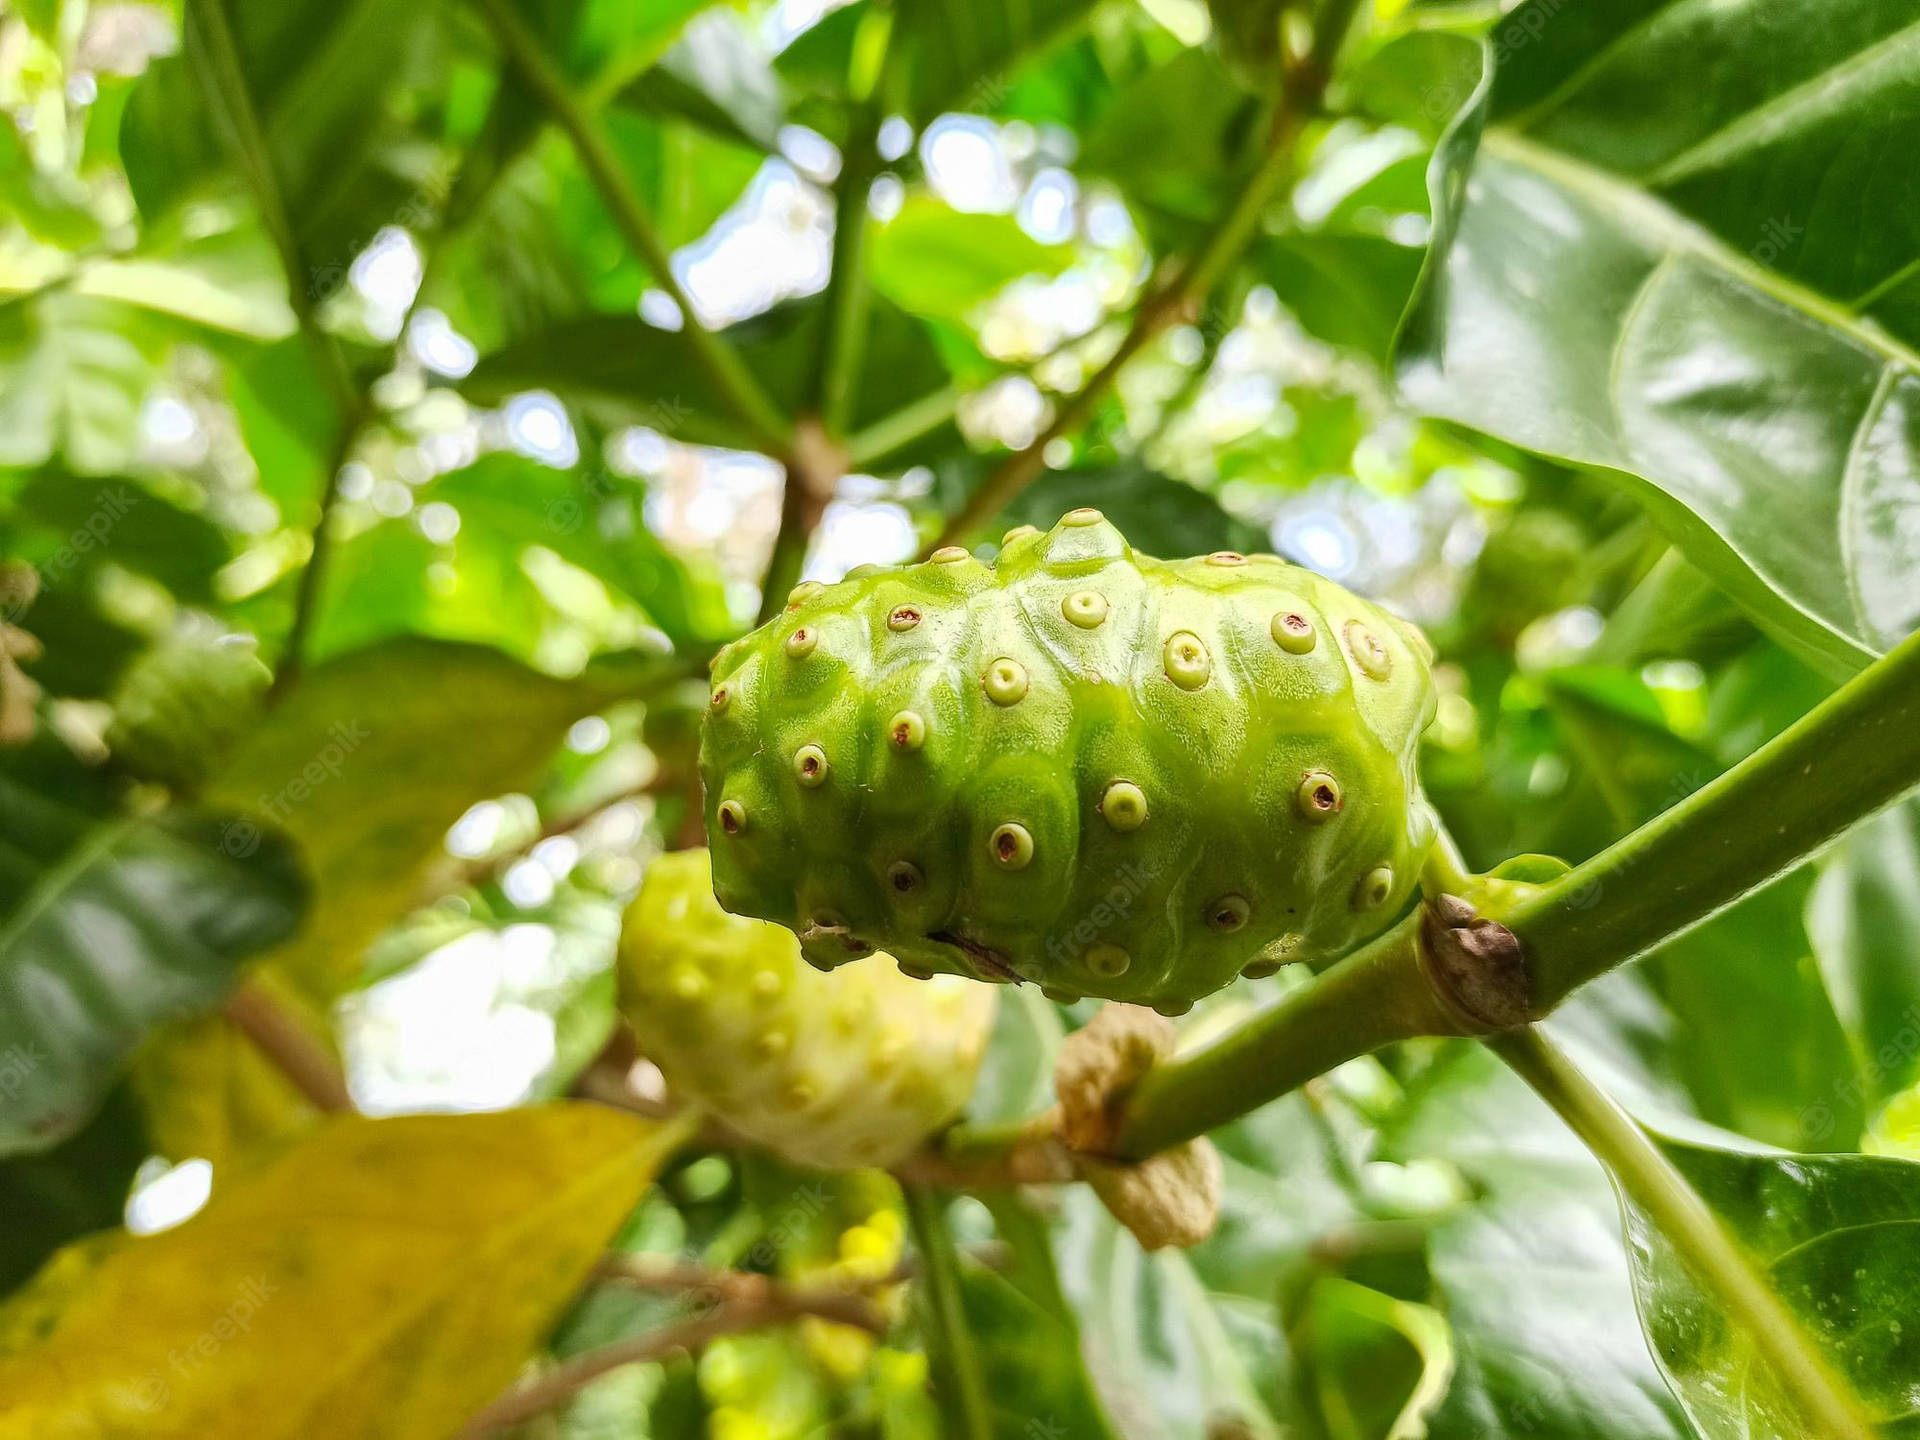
[618,849,995,1169]
[700,511,1437,1009]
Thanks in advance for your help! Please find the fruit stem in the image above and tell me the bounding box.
[902,1183,995,1440]
[1490,1026,1877,1439]
[1109,913,1466,1159]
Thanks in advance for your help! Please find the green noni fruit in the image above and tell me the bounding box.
[700,509,1439,1014]
[618,848,995,1169]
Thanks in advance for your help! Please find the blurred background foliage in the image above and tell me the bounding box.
[3,0,1920,1435]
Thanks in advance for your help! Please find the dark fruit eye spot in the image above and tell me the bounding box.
[1314,785,1336,809]
[996,833,1017,859]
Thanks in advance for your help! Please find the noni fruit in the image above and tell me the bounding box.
[618,849,995,1169]
[700,510,1438,1014]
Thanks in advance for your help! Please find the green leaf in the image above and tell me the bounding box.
[0,735,307,1155]
[617,10,786,151]
[1258,232,1426,365]
[1807,798,1920,1109]
[1633,1135,1920,1437]
[203,638,683,1000]
[1051,1184,1286,1439]
[1292,1275,1454,1440]
[121,0,442,268]
[868,194,1074,322]
[464,294,953,449]
[1381,1044,1693,1439]
[1078,47,1253,230]
[8,475,231,608]
[416,453,732,645]
[878,0,1104,124]
[0,1086,146,1297]
[0,1106,692,1437]
[445,0,714,234]
[1648,870,1864,1152]
[989,463,1268,556]
[1398,12,1920,672]
[0,293,168,475]
[933,1190,1123,1440]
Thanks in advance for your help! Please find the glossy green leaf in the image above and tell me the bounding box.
[1648,871,1864,1152]
[204,638,682,999]
[1632,1135,1920,1437]
[1398,9,1920,672]
[868,195,1073,322]
[1806,798,1920,1110]
[932,1191,1123,1440]
[0,735,306,1155]
[1381,1044,1693,1439]
[1052,1184,1286,1439]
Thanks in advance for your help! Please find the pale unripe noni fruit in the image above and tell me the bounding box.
[701,510,1438,1014]
[618,849,996,1170]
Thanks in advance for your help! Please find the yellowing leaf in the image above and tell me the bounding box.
[0,1105,691,1439]
[205,639,677,1000]
[128,1008,320,1170]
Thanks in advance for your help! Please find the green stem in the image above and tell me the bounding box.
[928,0,1351,552]
[1504,623,1920,1012]
[902,1183,992,1440]
[1110,913,1463,1159]
[756,454,823,625]
[267,412,363,703]
[187,0,360,700]
[846,385,960,468]
[1491,1027,1876,1440]
[469,0,794,460]
[947,624,1920,1170]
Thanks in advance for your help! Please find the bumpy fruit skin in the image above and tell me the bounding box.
[700,510,1438,1013]
[618,849,995,1169]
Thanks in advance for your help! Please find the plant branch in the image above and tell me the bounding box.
[1110,913,1463,1159]
[1491,1026,1876,1439]
[468,0,794,461]
[458,1285,884,1435]
[928,0,1356,551]
[222,977,353,1113]
[902,1183,993,1440]
[1503,623,1920,1012]
[187,0,365,700]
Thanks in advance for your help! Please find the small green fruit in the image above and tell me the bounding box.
[617,849,996,1169]
[701,510,1438,1010]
